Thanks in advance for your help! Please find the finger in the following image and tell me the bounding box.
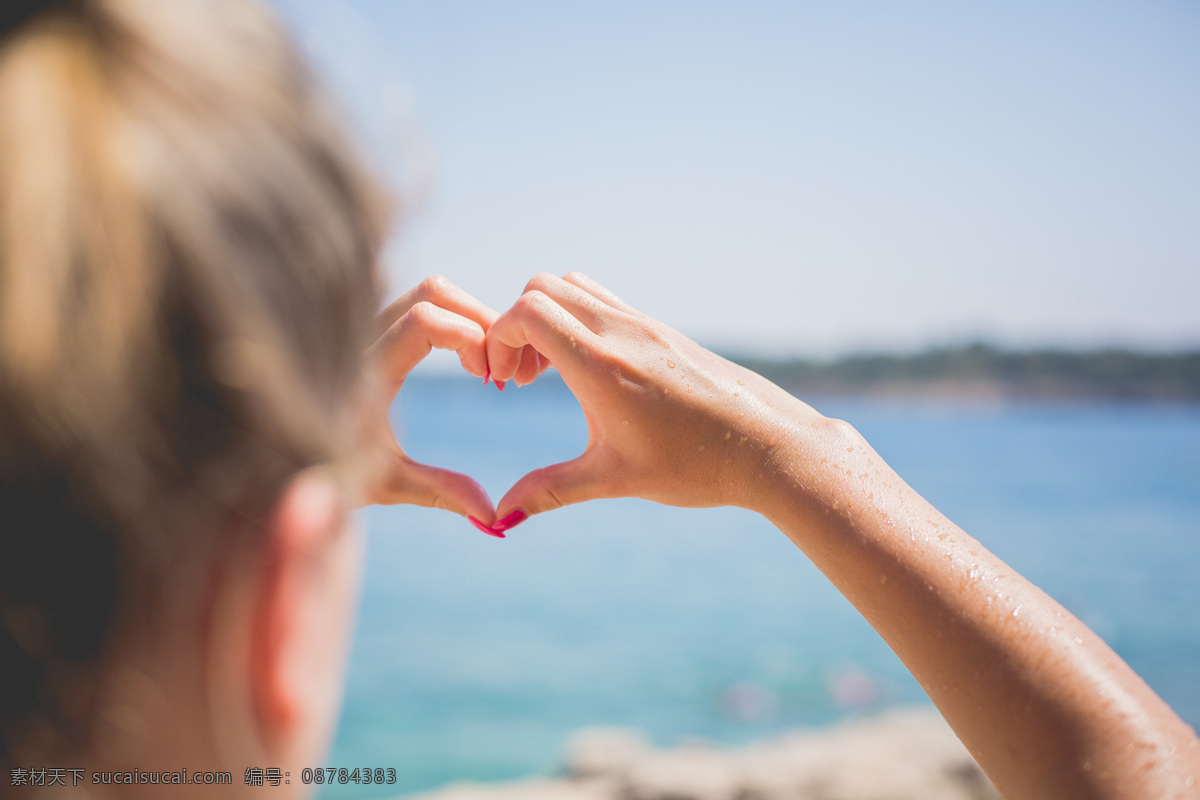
[513,345,542,387]
[374,275,499,342]
[486,290,600,382]
[496,451,609,519]
[524,272,622,334]
[535,350,554,378]
[370,301,488,391]
[561,272,642,316]
[368,449,496,523]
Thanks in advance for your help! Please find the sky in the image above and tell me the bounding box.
[275,0,1200,360]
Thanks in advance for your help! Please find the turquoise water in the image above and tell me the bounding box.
[321,376,1200,798]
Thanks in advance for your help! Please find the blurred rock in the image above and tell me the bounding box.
[401,707,999,800]
[402,778,616,800]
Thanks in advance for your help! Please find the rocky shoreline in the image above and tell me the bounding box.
[401,707,999,800]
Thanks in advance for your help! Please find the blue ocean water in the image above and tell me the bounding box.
[320,375,1200,798]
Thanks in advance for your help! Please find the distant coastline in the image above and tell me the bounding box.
[726,343,1200,403]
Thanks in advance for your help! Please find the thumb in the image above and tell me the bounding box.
[367,451,496,525]
[496,451,609,521]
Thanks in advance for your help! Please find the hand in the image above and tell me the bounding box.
[486,273,830,519]
[488,275,1200,800]
[362,276,540,525]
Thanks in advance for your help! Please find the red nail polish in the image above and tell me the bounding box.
[496,379,506,392]
[483,368,491,387]
[493,509,527,532]
[468,516,506,538]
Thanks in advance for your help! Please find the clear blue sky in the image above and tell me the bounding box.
[276,0,1200,358]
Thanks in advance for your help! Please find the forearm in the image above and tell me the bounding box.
[752,415,1200,798]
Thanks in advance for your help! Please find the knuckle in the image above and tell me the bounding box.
[406,300,439,325]
[419,274,452,299]
[524,272,558,294]
[517,289,552,314]
[628,317,666,345]
[538,483,565,512]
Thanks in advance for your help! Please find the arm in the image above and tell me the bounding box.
[485,272,1200,799]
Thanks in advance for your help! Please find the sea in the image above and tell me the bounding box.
[319,374,1200,798]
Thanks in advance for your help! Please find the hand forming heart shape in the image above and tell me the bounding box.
[360,275,538,535]
[362,272,817,540]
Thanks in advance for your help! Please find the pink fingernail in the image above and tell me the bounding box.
[493,509,527,532]
[483,368,491,387]
[468,516,506,538]
[496,379,506,392]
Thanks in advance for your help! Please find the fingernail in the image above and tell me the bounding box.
[496,379,506,392]
[468,516,506,538]
[483,368,491,387]
[493,509,527,532]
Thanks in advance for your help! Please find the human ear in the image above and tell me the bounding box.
[248,470,356,753]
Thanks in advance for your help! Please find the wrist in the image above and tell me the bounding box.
[744,410,874,523]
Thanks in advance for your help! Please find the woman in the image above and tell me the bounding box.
[0,1,1196,798]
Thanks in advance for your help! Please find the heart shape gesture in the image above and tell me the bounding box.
[366,272,813,539]
[362,275,547,535]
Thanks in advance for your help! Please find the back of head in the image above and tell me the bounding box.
[0,0,386,762]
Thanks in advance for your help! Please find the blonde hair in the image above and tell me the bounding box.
[0,0,387,758]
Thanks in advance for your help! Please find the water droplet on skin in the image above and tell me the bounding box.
[733,392,739,397]
[621,419,630,426]
[1012,607,1020,618]
[698,444,706,451]
[1074,637,1084,645]
[667,360,676,368]
[1083,762,1092,772]
[737,380,744,386]
[847,447,854,452]
[737,437,747,446]
[880,575,888,585]
[663,341,671,349]
[663,389,669,395]
[724,431,732,440]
